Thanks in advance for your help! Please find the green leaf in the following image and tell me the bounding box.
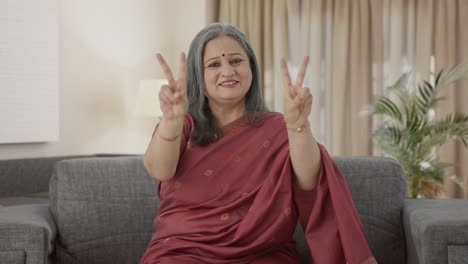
[373,97,403,123]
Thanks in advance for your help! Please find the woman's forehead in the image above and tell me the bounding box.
[203,36,246,59]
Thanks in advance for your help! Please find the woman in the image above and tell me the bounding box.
[140,23,376,264]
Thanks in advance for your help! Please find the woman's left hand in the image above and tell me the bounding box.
[281,56,313,129]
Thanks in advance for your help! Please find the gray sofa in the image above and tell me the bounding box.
[0,156,87,207]
[0,154,129,207]
[0,156,467,264]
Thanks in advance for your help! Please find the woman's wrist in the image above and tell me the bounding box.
[158,132,180,142]
[286,121,310,133]
[154,116,184,140]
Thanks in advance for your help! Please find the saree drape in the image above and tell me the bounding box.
[140,114,375,264]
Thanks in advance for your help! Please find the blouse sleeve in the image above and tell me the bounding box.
[180,114,194,155]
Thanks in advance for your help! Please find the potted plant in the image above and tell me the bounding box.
[365,64,468,198]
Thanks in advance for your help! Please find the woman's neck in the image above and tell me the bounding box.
[209,101,246,126]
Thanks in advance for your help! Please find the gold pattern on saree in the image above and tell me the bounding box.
[174,181,182,189]
[220,213,229,220]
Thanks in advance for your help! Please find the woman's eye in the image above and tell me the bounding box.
[230,58,243,64]
[208,62,220,68]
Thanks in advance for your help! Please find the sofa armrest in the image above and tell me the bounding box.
[0,204,56,264]
[403,199,468,264]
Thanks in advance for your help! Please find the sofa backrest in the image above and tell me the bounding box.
[293,156,406,264]
[0,154,132,198]
[49,156,157,264]
[49,155,405,264]
[336,157,405,264]
[0,156,87,198]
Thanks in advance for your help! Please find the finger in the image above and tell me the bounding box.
[281,58,295,97]
[290,94,303,109]
[301,87,311,99]
[161,103,173,118]
[304,94,313,116]
[280,58,292,86]
[295,56,310,89]
[301,88,313,114]
[304,89,313,104]
[294,88,311,107]
[160,85,176,104]
[160,101,170,115]
[306,94,313,106]
[156,53,175,83]
[178,52,186,84]
[159,90,173,105]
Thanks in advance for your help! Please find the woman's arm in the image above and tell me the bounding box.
[281,56,321,190]
[287,125,321,190]
[145,53,188,181]
[144,117,184,181]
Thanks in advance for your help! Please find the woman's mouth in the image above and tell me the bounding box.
[219,80,239,88]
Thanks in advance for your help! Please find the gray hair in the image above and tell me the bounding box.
[186,23,270,145]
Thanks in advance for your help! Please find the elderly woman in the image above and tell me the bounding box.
[140,23,376,264]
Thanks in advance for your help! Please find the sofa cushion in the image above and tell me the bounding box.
[334,157,406,264]
[0,156,89,198]
[0,250,25,264]
[49,156,405,264]
[448,244,468,264]
[49,156,158,264]
[0,154,135,201]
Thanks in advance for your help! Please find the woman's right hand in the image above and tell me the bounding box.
[156,52,188,121]
[144,53,187,181]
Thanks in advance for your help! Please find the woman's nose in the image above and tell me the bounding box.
[221,62,235,77]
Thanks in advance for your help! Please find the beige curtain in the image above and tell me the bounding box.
[431,0,468,198]
[217,0,288,112]
[285,0,374,155]
[381,0,468,198]
[214,0,468,198]
[218,0,375,152]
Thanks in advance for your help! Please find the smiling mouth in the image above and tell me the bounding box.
[219,80,239,88]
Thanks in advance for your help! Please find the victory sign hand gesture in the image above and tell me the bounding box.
[281,56,313,130]
[156,53,188,121]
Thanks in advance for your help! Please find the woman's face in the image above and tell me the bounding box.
[203,35,252,108]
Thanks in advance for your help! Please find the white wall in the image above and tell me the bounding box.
[0,0,208,159]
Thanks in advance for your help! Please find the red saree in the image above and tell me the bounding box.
[140,114,376,264]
